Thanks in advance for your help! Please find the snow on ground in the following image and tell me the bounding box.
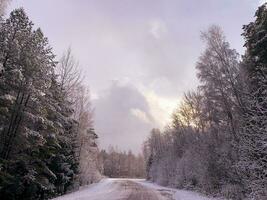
[136,179,222,200]
[52,178,224,200]
[53,179,128,200]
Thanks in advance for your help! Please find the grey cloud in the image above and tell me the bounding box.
[93,81,155,153]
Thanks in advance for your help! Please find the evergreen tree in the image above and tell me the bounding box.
[0,9,79,199]
[238,3,267,199]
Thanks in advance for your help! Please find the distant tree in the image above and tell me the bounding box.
[100,147,145,178]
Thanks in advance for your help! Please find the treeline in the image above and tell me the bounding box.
[99,147,145,178]
[0,8,101,200]
[144,4,267,200]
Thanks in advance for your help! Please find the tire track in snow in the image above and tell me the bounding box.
[119,180,167,200]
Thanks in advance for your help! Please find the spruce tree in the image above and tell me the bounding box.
[0,9,79,199]
[238,3,267,199]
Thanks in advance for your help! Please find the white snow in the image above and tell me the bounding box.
[136,180,222,200]
[52,178,224,200]
[53,179,128,200]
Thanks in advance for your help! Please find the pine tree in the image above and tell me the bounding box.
[45,76,79,195]
[0,9,79,199]
[238,3,267,199]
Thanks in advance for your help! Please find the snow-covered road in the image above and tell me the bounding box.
[53,178,222,200]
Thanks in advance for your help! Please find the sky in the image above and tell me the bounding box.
[7,0,266,153]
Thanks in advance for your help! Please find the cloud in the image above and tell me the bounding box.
[93,81,156,153]
[149,19,167,39]
[130,108,151,124]
[141,89,179,128]
[93,79,181,153]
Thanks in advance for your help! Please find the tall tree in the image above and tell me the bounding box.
[197,25,244,141]
[196,25,244,191]
[57,49,101,186]
[238,3,267,199]
[0,9,78,199]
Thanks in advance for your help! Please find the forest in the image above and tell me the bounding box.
[99,147,145,178]
[0,1,266,200]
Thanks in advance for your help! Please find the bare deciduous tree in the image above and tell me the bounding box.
[57,48,101,186]
[57,47,82,100]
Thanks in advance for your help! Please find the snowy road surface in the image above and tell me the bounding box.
[53,178,222,200]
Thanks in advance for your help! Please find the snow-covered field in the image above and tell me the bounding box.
[53,178,223,200]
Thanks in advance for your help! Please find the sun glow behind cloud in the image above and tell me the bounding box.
[142,89,179,128]
[130,108,151,124]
